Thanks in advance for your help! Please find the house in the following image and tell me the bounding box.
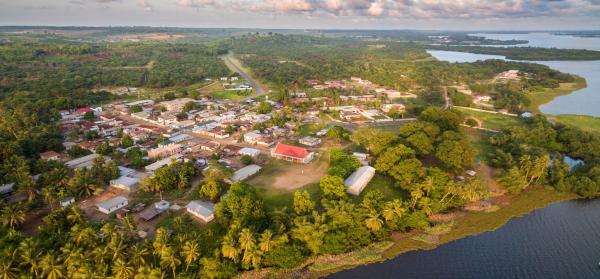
[110,176,140,192]
[161,98,194,112]
[381,104,406,113]
[97,196,129,214]
[223,145,243,154]
[232,164,262,183]
[0,183,15,197]
[239,147,261,157]
[148,142,182,159]
[186,200,215,222]
[169,133,192,143]
[60,197,75,208]
[145,154,184,174]
[243,131,263,144]
[299,136,322,147]
[271,143,314,164]
[40,151,61,161]
[344,166,376,196]
[139,200,170,221]
[352,152,369,164]
[65,154,103,169]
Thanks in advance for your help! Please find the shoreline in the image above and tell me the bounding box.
[307,188,577,278]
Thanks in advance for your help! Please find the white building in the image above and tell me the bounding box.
[65,154,103,170]
[60,197,75,208]
[299,136,322,147]
[344,166,376,196]
[145,154,184,174]
[232,164,262,183]
[110,176,140,191]
[97,196,128,214]
[239,147,261,157]
[186,200,215,222]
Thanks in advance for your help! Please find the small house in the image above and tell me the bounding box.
[110,176,140,192]
[186,200,215,223]
[344,166,376,196]
[232,164,262,183]
[239,147,261,157]
[97,196,129,214]
[271,143,314,164]
[60,197,75,208]
[299,136,322,147]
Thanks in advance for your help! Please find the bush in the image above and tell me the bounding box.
[264,244,308,269]
[240,155,254,166]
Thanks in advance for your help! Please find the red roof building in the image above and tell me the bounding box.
[271,143,314,164]
[40,151,62,161]
[75,108,94,115]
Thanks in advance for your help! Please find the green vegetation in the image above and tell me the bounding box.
[526,77,587,113]
[429,45,600,61]
[552,115,600,135]
[455,107,522,130]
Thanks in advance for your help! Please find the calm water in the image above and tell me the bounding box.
[331,34,600,279]
[427,33,600,117]
[330,199,600,279]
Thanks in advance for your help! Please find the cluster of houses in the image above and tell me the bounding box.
[305,76,417,101]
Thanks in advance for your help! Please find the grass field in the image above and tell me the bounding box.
[456,107,522,130]
[526,77,586,114]
[464,129,495,163]
[551,114,600,135]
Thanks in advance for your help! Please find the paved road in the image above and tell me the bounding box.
[221,52,266,100]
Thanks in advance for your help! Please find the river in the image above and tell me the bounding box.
[329,33,600,279]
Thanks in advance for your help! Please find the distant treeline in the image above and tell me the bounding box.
[427,45,600,61]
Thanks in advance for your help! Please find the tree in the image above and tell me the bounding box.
[499,167,528,194]
[200,180,221,202]
[365,211,384,232]
[1,203,26,228]
[319,175,346,199]
[418,107,463,131]
[326,126,350,142]
[128,105,143,113]
[435,139,475,172]
[351,128,396,156]
[263,244,307,269]
[181,240,200,271]
[83,111,95,121]
[121,134,134,148]
[40,254,64,279]
[293,190,314,215]
[240,155,254,166]
[256,102,272,114]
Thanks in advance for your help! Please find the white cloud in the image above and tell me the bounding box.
[138,0,154,11]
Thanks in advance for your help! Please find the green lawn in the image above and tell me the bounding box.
[552,114,600,135]
[464,129,495,164]
[456,107,522,130]
[356,174,407,202]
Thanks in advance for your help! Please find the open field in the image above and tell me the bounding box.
[456,107,521,130]
[527,77,587,114]
[552,114,600,135]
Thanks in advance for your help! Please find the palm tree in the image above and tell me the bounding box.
[134,266,163,279]
[221,235,240,263]
[409,187,424,209]
[242,248,263,270]
[66,206,84,225]
[159,246,180,278]
[112,258,134,279]
[382,200,406,222]
[365,211,384,232]
[258,230,274,252]
[1,203,26,228]
[0,259,18,279]
[41,253,64,279]
[418,197,433,216]
[238,228,256,252]
[181,240,200,271]
[129,244,150,269]
[19,238,42,277]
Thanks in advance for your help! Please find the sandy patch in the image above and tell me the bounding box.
[271,161,328,191]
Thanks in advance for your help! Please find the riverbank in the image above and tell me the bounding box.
[527,77,586,114]
[308,188,576,278]
[236,188,577,279]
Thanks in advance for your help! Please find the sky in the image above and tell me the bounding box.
[1,0,599,30]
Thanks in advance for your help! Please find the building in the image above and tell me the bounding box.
[148,142,182,159]
[60,197,75,208]
[299,136,322,147]
[65,154,103,170]
[160,98,194,112]
[381,104,406,113]
[145,154,184,174]
[271,143,314,164]
[110,176,140,192]
[239,147,261,157]
[40,151,61,161]
[344,166,376,196]
[97,196,129,214]
[232,164,262,183]
[169,133,192,143]
[139,200,170,221]
[186,200,215,223]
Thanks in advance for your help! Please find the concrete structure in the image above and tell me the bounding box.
[271,143,314,164]
[145,154,183,174]
[65,154,103,170]
[40,151,61,161]
[344,166,376,196]
[148,142,182,159]
[60,197,75,208]
[232,164,262,183]
[186,200,215,222]
[239,147,261,157]
[299,136,322,147]
[97,196,128,214]
[110,176,140,191]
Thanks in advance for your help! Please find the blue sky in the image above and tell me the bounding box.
[1,0,599,30]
